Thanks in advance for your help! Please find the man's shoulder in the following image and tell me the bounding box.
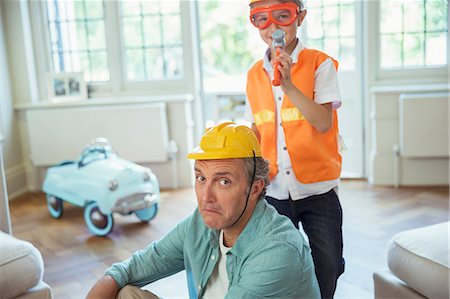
[252,202,307,249]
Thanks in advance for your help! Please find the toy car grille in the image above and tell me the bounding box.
[112,193,157,215]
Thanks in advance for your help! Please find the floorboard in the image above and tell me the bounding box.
[9,180,449,298]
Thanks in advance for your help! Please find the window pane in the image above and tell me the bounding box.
[306,8,324,39]
[323,5,339,37]
[340,37,355,71]
[380,1,402,34]
[403,1,424,33]
[403,33,424,66]
[45,0,109,82]
[380,34,402,68]
[379,0,448,69]
[426,0,448,31]
[340,4,355,37]
[126,50,145,80]
[143,18,162,46]
[121,0,183,81]
[426,33,447,65]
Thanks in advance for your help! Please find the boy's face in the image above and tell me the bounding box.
[250,0,306,53]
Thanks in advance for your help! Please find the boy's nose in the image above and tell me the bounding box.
[267,21,280,33]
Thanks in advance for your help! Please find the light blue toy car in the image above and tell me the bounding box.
[43,138,160,236]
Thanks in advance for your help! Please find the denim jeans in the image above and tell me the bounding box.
[266,188,344,299]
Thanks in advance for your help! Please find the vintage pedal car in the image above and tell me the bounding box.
[43,138,160,236]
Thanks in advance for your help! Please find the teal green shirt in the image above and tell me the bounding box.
[105,200,320,298]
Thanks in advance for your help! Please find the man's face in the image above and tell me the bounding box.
[194,159,250,230]
[251,0,306,53]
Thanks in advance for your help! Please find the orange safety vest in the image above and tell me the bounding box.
[246,48,342,184]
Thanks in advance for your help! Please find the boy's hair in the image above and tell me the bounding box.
[251,0,305,10]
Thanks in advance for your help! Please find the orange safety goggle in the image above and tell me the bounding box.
[250,2,300,29]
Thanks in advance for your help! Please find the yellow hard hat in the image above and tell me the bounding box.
[187,122,262,160]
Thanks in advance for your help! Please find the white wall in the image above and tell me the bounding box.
[0,1,28,199]
[369,86,449,186]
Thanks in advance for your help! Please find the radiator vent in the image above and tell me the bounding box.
[399,93,449,158]
[26,102,169,166]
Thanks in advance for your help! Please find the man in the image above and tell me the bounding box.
[86,122,320,299]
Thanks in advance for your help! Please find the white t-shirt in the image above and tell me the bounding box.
[203,230,231,299]
[244,40,342,200]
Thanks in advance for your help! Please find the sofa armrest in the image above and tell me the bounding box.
[0,231,46,298]
[373,270,425,299]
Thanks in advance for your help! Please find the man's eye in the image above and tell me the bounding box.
[219,179,230,186]
[196,176,205,182]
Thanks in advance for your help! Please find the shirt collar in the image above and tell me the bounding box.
[263,39,304,71]
[207,199,267,251]
[228,199,267,254]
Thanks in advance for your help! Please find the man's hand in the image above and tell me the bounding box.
[86,275,120,299]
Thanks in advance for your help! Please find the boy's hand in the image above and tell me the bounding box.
[272,51,296,94]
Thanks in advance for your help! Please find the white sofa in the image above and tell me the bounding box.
[0,135,52,298]
[0,231,52,298]
[374,221,450,299]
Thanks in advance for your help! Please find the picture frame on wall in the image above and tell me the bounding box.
[48,72,87,102]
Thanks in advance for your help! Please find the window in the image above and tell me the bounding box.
[303,0,356,71]
[44,0,184,87]
[121,1,183,81]
[46,1,109,82]
[379,0,448,69]
[198,0,265,93]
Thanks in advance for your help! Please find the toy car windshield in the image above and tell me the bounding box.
[79,138,115,167]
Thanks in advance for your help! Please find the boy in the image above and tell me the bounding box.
[245,0,344,298]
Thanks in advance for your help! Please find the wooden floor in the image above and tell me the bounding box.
[9,180,449,299]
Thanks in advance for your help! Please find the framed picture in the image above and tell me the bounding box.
[48,72,87,102]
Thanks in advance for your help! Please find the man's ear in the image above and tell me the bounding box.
[251,179,265,201]
[298,10,307,26]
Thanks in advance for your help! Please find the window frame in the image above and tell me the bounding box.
[29,0,197,101]
[369,0,449,84]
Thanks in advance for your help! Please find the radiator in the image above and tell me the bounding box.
[399,92,449,158]
[26,102,169,166]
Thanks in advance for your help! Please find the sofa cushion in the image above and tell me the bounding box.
[0,231,44,298]
[387,221,450,299]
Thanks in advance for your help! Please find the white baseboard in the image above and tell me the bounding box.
[5,163,28,199]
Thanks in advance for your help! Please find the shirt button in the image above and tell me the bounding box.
[279,122,282,126]
[211,255,215,260]
[285,170,290,175]
[283,146,287,150]
[278,97,282,101]
[198,285,201,290]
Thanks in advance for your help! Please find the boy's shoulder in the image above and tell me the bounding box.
[248,58,264,73]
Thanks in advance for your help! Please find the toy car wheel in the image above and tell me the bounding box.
[84,202,114,236]
[46,194,63,218]
[135,203,159,222]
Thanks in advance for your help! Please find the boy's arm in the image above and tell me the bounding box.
[251,123,260,142]
[86,275,119,299]
[275,52,335,133]
[284,86,333,133]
